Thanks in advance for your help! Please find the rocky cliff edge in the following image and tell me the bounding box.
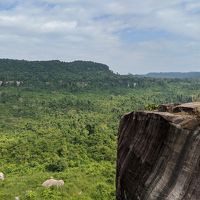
[117,102,200,200]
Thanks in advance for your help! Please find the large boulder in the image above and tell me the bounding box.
[42,178,64,188]
[116,102,200,200]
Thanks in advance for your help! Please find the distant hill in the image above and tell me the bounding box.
[0,59,114,81]
[145,72,200,79]
[0,59,142,91]
[1,59,199,92]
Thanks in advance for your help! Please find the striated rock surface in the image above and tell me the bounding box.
[116,102,200,200]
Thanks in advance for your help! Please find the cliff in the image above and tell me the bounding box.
[116,102,200,200]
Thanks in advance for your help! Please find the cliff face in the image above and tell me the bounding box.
[116,102,200,200]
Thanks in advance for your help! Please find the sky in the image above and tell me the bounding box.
[0,0,200,74]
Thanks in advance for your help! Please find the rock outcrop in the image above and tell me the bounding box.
[116,102,200,200]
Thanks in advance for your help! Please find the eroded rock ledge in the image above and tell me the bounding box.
[116,102,200,200]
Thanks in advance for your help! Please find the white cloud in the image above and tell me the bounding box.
[0,0,200,73]
[41,21,77,33]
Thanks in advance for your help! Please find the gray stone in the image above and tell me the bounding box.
[42,178,64,188]
[0,172,4,180]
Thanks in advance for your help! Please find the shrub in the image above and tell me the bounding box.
[45,159,67,172]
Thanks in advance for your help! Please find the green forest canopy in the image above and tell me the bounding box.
[0,59,200,199]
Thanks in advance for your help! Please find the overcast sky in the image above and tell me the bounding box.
[0,0,200,74]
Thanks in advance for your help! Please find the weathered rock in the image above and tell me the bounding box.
[42,178,64,188]
[116,102,200,200]
[158,103,180,112]
[0,172,5,180]
[173,102,200,114]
